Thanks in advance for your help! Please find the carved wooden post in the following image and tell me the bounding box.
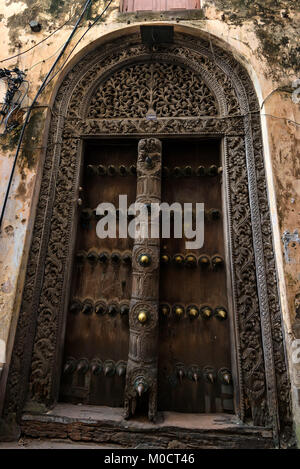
[124,138,162,422]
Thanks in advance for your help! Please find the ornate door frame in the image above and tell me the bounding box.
[3,31,292,446]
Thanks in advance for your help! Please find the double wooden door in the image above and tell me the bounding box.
[60,138,233,415]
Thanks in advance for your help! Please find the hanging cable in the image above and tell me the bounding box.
[0,0,94,231]
[39,0,114,95]
[0,68,29,133]
[0,12,77,64]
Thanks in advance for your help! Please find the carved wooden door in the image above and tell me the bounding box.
[60,138,233,416]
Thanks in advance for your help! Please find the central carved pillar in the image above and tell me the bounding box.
[124,138,162,422]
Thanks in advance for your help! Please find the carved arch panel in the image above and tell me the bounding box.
[3,32,292,446]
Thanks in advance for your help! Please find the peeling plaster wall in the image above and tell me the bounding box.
[0,0,299,444]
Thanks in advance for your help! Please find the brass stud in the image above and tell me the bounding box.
[122,253,132,265]
[139,254,151,266]
[119,165,127,176]
[63,358,76,375]
[77,359,89,374]
[212,255,224,269]
[108,304,118,316]
[207,164,218,176]
[198,255,210,267]
[98,165,106,176]
[99,252,109,263]
[95,302,106,315]
[203,366,215,384]
[173,305,184,317]
[201,306,213,319]
[178,369,184,383]
[138,311,148,323]
[214,256,223,264]
[218,368,232,385]
[116,361,127,377]
[90,359,103,376]
[134,377,148,395]
[111,252,121,264]
[91,364,101,375]
[70,300,82,314]
[209,208,221,220]
[188,305,199,318]
[175,363,185,384]
[187,365,200,383]
[161,254,170,264]
[87,251,98,263]
[160,304,170,317]
[82,302,93,315]
[120,304,129,315]
[174,254,184,266]
[196,165,206,177]
[183,165,193,177]
[76,251,86,263]
[185,254,197,268]
[104,360,115,377]
[107,165,116,176]
[215,307,227,320]
[87,164,98,176]
[172,166,182,178]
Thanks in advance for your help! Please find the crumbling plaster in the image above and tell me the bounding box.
[0,0,299,443]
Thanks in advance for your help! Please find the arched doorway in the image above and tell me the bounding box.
[3,30,292,447]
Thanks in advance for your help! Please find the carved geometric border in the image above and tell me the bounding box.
[3,32,292,447]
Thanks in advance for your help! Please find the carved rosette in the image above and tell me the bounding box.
[124,138,162,422]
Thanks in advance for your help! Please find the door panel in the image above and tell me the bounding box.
[158,140,233,413]
[60,141,137,406]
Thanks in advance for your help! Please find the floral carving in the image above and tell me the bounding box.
[88,62,218,119]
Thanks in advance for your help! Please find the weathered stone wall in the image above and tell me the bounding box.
[0,0,299,444]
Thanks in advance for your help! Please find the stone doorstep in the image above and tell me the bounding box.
[20,403,275,449]
[0,438,122,449]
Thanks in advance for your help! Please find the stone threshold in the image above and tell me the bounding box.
[21,404,275,449]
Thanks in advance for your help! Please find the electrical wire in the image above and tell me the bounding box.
[0,0,94,231]
[25,41,68,72]
[260,113,299,126]
[23,23,86,72]
[260,87,294,110]
[2,80,29,131]
[0,12,77,64]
